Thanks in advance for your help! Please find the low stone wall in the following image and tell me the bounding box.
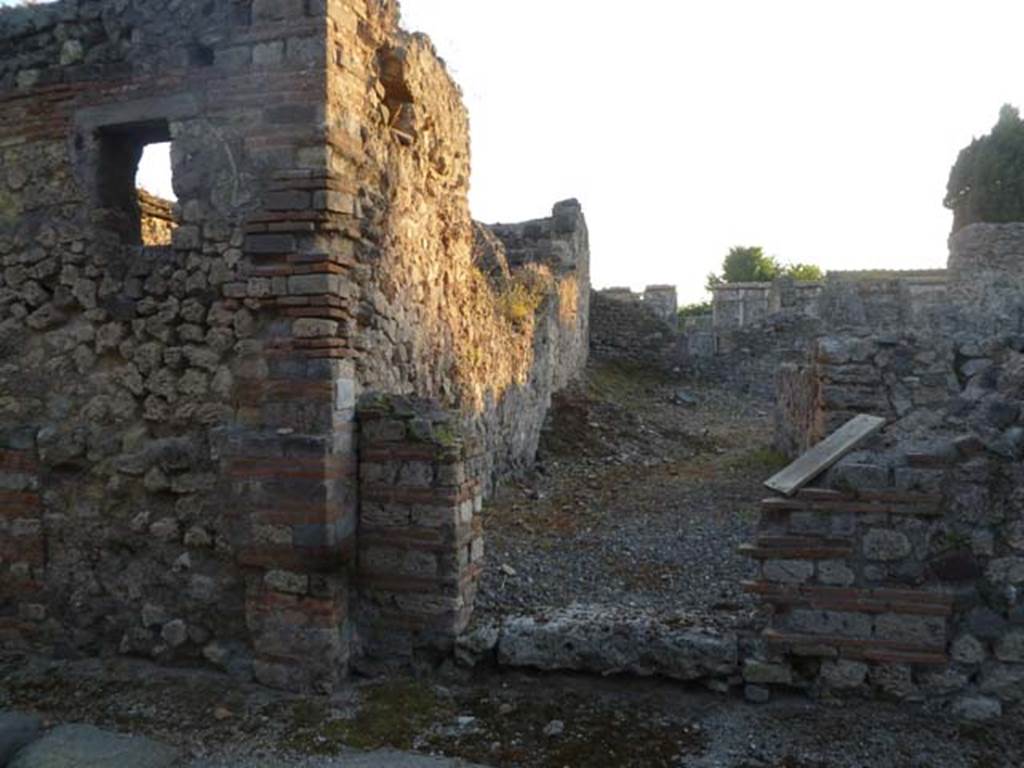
[743,423,1024,716]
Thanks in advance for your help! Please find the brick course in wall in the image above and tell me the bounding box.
[356,396,485,663]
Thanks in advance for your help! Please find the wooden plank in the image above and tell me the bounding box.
[764,414,886,496]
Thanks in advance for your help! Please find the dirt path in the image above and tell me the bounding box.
[476,360,781,629]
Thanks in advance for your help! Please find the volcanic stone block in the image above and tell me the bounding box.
[863,529,912,561]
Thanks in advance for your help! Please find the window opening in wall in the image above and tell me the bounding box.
[96,120,178,247]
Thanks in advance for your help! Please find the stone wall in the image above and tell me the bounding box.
[589,287,683,369]
[774,334,958,457]
[642,284,678,328]
[0,0,588,691]
[747,361,1024,714]
[686,271,951,398]
[947,223,1024,334]
[709,271,947,336]
[137,190,176,247]
[749,224,1024,714]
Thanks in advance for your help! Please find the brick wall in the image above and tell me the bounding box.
[356,396,484,663]
[0,448,44,648]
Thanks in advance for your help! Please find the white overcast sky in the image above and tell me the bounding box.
[5,0,1024,303]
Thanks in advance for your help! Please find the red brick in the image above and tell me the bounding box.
[0,491,41,519]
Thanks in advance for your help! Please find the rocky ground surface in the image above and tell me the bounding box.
[2,653,1022,768]
[475,360,779,632]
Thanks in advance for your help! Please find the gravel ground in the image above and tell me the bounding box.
[475,360,779,630]
[2,654,1022,768]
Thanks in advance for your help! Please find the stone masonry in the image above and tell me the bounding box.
[589,285,683,369]
[742,223,1024,714]
[677,271,951,398]
[0,0,589,691]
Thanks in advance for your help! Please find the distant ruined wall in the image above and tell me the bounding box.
[685,271,950,398]
[0,0,588,690]
[589,287,683,370]
[710,272,947,336]
[642,284,678,328]
[137,190,177,247]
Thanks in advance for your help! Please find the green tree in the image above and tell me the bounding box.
[720,246,780,283]
[945,104,1024,233]
[782,263,823,281]
[705,246,822,290]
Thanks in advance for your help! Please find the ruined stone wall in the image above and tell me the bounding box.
[0,0,589,690]
[693,271,950,399]
[589,288,683,370]
[137,190,176,247]
[816,271,949,331]
[323,15,588,488]
[747,341,1024,713]
[710,272,947,337]
[712,282,771,330]
[356,396,485,663]
[641,284,678,328]
[690,311,824,399]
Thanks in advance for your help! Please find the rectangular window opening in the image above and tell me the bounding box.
[96,120,178,247]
